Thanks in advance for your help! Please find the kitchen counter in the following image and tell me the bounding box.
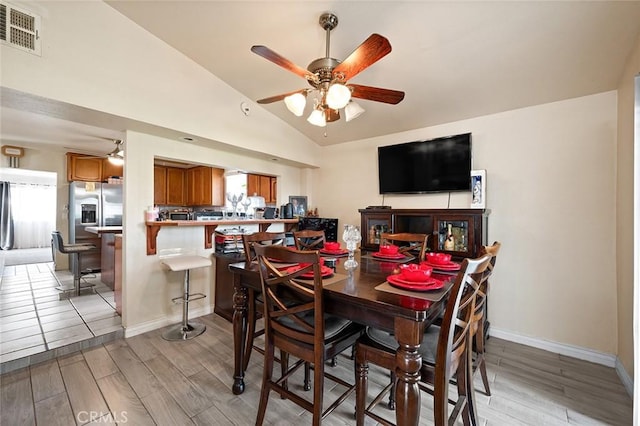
[144,219,299,255]
[85,226,123,235]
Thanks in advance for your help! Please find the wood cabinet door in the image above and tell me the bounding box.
[259,175,271,201]
[247,174,260,197]
[67,153,102,182]
[211,167,225,206]
[102,159,123,180]
[270,177,277,204]
[186,166,213,206]
[154,166,167,205]
[166,167,186,205]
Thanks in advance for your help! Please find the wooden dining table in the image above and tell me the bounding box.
[228,251,455,426]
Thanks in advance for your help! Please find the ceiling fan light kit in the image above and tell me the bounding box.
[251,12,404,127]
[107,139,125,165]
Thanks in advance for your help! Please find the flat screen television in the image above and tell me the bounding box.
[378,133,472,194]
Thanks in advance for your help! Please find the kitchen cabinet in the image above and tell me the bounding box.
[67,152,123,182]
[101,158,123,180]
[154,166,167,205]
[166,167,186,205]
[247,173,277,204]
[186,166,225,206]
[153,165,186,205]
[359,208,489,259]
[67,153,102,182]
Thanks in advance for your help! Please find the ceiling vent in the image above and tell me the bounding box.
[0,1,41,56]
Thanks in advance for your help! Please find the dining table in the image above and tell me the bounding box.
[228,251,457,426]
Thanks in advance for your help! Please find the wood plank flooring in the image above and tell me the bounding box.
[0,313,632,425]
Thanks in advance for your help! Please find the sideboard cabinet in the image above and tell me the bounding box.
[359,208,489,259]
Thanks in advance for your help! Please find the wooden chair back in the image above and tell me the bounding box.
[471,241,501,335]
[293,229,326,251]
[242,231,286,263]
[254,244,363,424]
[428,253,492,425]
[379,232,429,261]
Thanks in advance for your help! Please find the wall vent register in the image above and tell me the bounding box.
[0,1,41,55]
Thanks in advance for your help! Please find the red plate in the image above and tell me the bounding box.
[286,265,334,279]
[387,275,445,292]
[372,252,406,260]
[320,248,349,256]
[421,260,461,271]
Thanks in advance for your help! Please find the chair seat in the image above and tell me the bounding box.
[278,314,357,341]
[161,255,212,271]
[366,326,440,365]
[59,244,96,254]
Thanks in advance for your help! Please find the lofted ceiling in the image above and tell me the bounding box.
[2,1,640,152]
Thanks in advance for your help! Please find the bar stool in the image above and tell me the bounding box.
[51,231,97,297]
[161,255,211,340]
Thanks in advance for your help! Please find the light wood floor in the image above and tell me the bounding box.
[0,313,632,425]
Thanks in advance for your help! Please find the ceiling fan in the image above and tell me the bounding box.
[251,12,405,127]
[64,139,125,164]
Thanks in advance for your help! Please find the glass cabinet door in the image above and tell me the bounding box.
[361,213,392,249]
[435,216,474,256]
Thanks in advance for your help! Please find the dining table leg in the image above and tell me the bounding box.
[394,317,423,426]
[232,273,249,395]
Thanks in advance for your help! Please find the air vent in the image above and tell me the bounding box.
[0,1,41,56]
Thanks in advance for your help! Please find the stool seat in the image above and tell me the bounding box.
[161,255,211,341]
[51,231,97,298]
[161,255,212,272]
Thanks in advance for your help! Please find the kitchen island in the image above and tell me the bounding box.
[144,219,299,255]
[85,226,123,289]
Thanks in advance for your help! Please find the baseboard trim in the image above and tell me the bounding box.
[124,305,214,338]
[489,327,617,367]
[615,357,634,397]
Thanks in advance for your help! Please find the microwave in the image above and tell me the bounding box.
[169,211,191,221]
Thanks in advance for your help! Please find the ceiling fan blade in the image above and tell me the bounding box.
[333,34,392,81]
[256,89,306,104]
[350,84,405,105]
[251,45,316,81]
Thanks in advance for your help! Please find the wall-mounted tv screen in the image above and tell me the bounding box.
[378,133,472,194]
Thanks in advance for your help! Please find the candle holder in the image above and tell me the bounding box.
[342,224,361,271]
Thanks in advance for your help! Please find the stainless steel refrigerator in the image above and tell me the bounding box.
[68,182,123,273]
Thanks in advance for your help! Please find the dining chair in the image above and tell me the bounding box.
[241,231,286,371]
[293,229,326,251]
[379,232,429,261]
[471,241,501,396]
[354,253,492,426]
[254,244,365,426]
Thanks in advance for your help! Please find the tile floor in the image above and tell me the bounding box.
[0,262,123,373]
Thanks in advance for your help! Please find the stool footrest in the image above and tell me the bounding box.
[170,293,207,304]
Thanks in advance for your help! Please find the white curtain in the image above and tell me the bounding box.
[10,183,56,249]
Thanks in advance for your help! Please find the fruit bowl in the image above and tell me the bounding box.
[425,252,452,265]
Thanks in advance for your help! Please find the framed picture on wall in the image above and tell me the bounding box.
[470,170,486,208]
[289,195,307,216]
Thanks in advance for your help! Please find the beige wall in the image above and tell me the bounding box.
[316,92,619,354]
[616,34,640,379]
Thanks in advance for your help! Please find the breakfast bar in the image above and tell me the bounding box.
[144,219,299,255]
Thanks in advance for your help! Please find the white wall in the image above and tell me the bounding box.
[316,92,618,354]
